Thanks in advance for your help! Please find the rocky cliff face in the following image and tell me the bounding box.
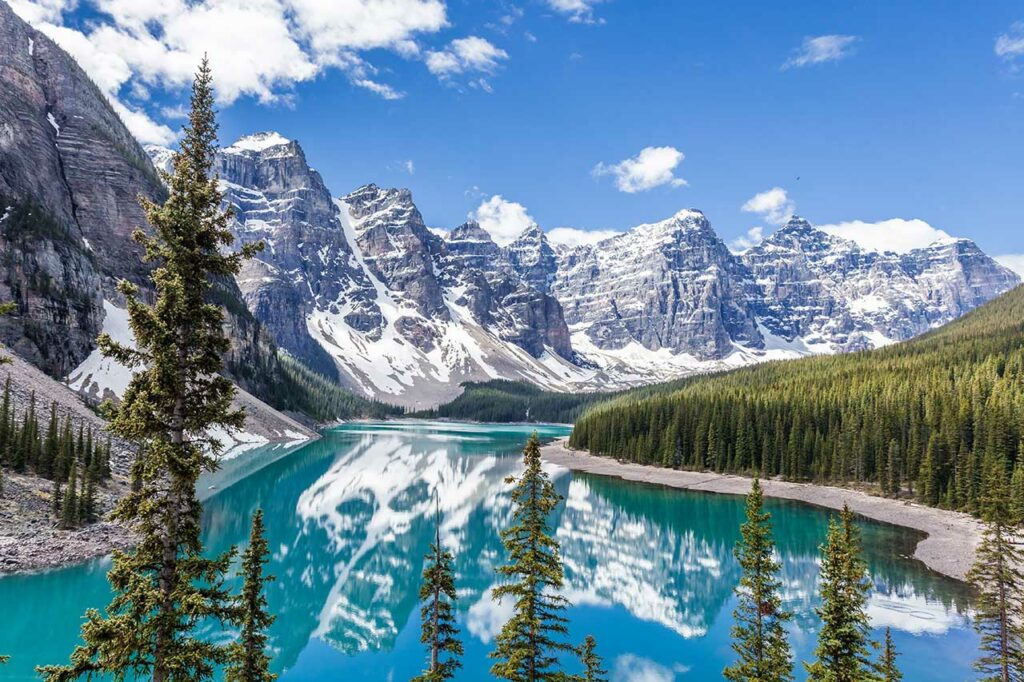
[0,5,297,413]
[0,0,158,374]
[553,209,763,359]
[742,216,1020,350]
[209,138,580,406]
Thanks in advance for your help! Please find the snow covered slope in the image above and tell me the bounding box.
[146,135,1019,406]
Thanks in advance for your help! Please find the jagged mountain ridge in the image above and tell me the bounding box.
[149,130,1019,407]
[212,135,583,407]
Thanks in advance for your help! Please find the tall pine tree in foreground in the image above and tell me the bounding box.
[967,458,1024,682]
[413,503,463,682]
[491,433,575,681]
[724,479,793,682]
[877,628,901,682]
[805,504,878,682]
[39,58,260,682]
[226,509,276,682]
[578,635,607,682]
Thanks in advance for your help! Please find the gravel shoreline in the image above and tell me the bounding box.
[542,437,983,582]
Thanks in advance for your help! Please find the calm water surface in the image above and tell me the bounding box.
[0,421,978,680]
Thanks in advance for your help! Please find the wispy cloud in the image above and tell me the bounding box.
[782,34,859,69]
[546,0,606,24]
[593,146,687,193]
[996,22,1024,68]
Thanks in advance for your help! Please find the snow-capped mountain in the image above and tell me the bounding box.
[145,134,1019,406]
[742,216,1021,351]
[211,134,587,407]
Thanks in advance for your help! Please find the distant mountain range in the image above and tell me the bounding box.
[0,0,1017,411]
[148,132,1017,406]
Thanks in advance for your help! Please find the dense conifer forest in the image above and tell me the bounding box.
[413,380,603,423]
[570,285,1024,516]
[274,353,402,421]
[0,378,113,528]
[417,376,701,424]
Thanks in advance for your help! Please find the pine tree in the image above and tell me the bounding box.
[60,460,78,529]
[805,505,878,682]
[38,58,259,682]
[724,479,793,682]
[491,433,575,681]
[578,636,607,682]
[413,503,463,682]
[225,509,276,682]
[877,628,901,682]
[967,458,1024,682]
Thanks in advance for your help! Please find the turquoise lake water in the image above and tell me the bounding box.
[0,421,978,680]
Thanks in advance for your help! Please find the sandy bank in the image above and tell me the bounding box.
[542,438,983,582]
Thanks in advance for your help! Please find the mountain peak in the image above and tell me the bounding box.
[225,131,292,154]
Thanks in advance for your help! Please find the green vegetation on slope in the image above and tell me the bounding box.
[417,375,703,424]
[272,353,402,422]
[414,380,601,423]
[570,285,1024,516]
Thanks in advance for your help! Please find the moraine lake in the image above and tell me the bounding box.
[0,422,978,680]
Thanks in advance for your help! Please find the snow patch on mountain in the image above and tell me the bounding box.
[226,131,291,153]
[66,300,134,400]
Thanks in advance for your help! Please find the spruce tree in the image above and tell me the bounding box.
[225,509,276,682]
[413,503,463,682]
[491,433,575,681]
[578,635,607,682]
[724,479,793,682]
[38,58,259,682]
[805,505,877,682]
[966,459,1024,682]
[877,628,901,682]
[60,460,78,529]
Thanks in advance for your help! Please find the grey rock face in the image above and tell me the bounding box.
[505,224,558,293]
[217,135,378,376]
[741,216,1020,350]
[343,184,449,319]
[553,210,763,359]
[0,6,289,404]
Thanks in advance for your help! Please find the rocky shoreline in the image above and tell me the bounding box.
[0,469,133,574]
[541,437,984,582]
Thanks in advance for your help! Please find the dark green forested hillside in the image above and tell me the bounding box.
[570,285,1024,515]
[412,380,600,423]
[415,376,702,424]
[271,353,402,422]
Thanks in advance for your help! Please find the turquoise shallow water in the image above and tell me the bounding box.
[0,421,978,680]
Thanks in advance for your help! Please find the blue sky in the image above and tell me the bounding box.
[11,0,1024,266]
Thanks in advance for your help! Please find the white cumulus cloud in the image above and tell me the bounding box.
[995,254,1024,278]
[996,22,1024,65]
[546,227,621,247]
[783,34,859,69]
[593,146,687,194]
[818,218,953,254]
[728,226,765,253]
[10,0,450,144]
[425,36,509,88]
[472,195,536,246]
[741,187,795,225]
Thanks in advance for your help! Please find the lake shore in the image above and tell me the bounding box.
[541,437,984,582]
